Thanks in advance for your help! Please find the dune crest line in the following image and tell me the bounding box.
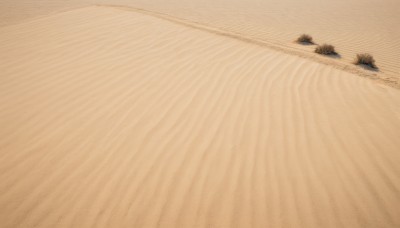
[1,6,400,228]
[99,4,398,90]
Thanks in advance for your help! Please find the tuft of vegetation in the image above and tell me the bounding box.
[315,44,337,55]
[354,53,377,69]
[296,34,314,44]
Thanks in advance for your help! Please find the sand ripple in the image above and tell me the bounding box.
[1,6,400,228]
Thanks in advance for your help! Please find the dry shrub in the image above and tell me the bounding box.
[354,53,377,69]
[315,44,337,55]
[297,34,314,44]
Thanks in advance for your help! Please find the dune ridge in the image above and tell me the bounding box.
[97,0,400,85]
[1,6,400,227]
[99,5,398,89]
[1,0,399,87]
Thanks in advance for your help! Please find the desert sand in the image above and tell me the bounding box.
[1,1,400,228]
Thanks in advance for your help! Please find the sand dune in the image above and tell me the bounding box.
[98,0,400,87]
[1,6,400,227]
[2,0,399,86]
[0,0,92,27]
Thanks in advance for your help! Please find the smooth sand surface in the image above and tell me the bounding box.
[0,0,92,27]
[1,6,400,227]
[2,0,399,88]
[102,0,400,87]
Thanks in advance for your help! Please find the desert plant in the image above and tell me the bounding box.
[354,53,377,69]
[296,34,314,44]
[315,44,337,55]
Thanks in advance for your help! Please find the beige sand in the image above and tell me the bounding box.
[2,0,399,87]
[1,4,400,228]
[0,0,92,26]
[105,0,400,86]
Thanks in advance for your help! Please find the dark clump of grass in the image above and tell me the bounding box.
[354,53,377,69]
[296,34,314,44]
[315,44,337,55]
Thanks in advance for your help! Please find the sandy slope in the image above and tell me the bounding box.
[0,0,93,27]
[1,6,400,227]
[1,0,399,87]
[99,0,400,87]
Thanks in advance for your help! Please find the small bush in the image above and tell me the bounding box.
[315,44,337,55]
[354,53,377,69]
[297,34,314,44]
